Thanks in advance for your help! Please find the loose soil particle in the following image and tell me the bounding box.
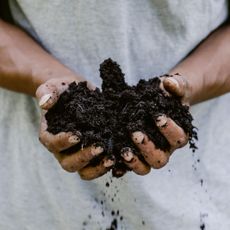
[106,219,117,230]
[200,223,205,230]
[46,58,198,176]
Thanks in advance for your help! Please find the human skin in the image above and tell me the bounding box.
[0,19,230,179]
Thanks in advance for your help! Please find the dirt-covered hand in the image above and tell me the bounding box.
[124,74,190,173]
[36,78,112,180]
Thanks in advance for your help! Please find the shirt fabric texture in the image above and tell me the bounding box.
[0,0,229,229]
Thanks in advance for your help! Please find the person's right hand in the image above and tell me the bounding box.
[36,77,115,180]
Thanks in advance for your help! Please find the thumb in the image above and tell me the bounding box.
[163,74,187,98]
[36,82,59,110]
[162,74,191,106]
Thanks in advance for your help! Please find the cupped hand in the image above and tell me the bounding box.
[36,77,114,180]
[121,74,191,175]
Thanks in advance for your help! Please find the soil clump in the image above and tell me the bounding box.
[45,58,198,176]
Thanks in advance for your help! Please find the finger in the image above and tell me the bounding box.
[155,115,188,150]
[36,79,71,110]
[59,145,104,172]
[78,159,109,180]
[163,74,186,97]
[131,131,169,169]
[39,116,81,152]
[159,76,170,96]
[103,155,116,168]
[36,82,59,110]
[121,148,151,175]
[41,131,81,153]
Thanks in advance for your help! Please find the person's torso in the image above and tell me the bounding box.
[10,0,228,86]
[0,1,229,229]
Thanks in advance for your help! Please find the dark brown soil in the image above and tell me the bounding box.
[45,58,198,176]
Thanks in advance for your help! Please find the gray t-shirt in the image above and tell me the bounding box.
[0,0,229,229]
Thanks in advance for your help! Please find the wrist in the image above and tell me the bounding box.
[32,64,84,93]
[0,20,86,96]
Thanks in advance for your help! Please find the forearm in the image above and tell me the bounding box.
[0,19,83,96]
[170,25,230,105]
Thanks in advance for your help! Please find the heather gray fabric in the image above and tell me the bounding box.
[0,0,229,229]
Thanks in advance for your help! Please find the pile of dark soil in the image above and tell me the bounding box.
[45,58,197,176]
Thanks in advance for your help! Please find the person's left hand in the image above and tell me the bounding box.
[120,74,191,175]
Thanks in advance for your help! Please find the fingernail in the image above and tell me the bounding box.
[91,146,104,156]
[132,131,144,144]
[103,156,115,168]
[156,115,167,128]
[39,93,52,107]
[121,148,134,162]
[68,135,80,144]
[167,78,179,88]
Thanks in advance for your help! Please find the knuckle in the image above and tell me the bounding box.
[39,129,46,142]
[56,134,68,148]
[35,84,45,99]
[60,159,76,173]
[145,168,151,175]
[45,140,56,152]
[79,171,94,180]
[39,134,51,148]
[135,167,151,176]
[176,135,188,147]
[138,170,150,176]
[151,156,169,169]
